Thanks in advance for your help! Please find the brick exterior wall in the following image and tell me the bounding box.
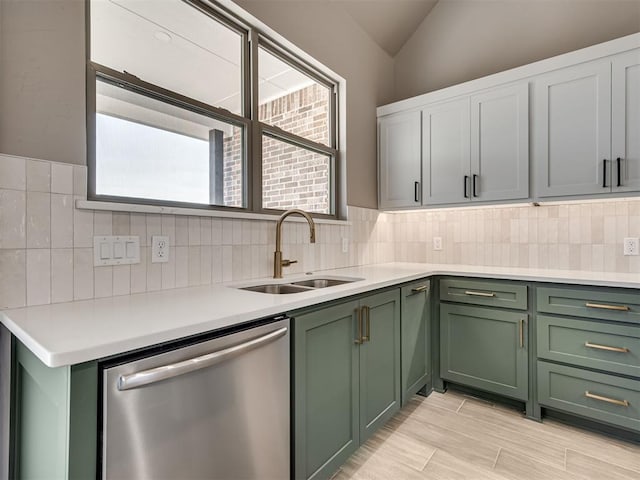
[222,83,330,213]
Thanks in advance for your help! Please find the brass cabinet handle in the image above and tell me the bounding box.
[585,391,630,407]
[362,306,371,343]
[519,319,525,348]
[411,285,429,294]
[354,308,363,344]
[585,342,629,353]
[585,302,630,312]
[464,290,496,297]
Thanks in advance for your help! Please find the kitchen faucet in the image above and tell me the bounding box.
[273,209,316,278]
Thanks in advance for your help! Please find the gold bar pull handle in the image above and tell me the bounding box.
[354,308,363,345]
[464,290,496,297]
[585,342,629,353]
[362,306,371,343]
[585,302,630,312]
[411,285,429,294]
[519,319,525,348]
[585,391,630,407]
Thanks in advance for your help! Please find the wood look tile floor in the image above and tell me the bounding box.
[332,391,640,480]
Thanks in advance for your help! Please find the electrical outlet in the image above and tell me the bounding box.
[152,235,170,263]
[433,237,443,251]
[623,237,639,256]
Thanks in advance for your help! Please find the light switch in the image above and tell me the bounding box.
[100,242,111,260]
[94,236,140,266]
[113,241,124,259]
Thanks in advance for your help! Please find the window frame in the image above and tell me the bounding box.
[86,0,342,220]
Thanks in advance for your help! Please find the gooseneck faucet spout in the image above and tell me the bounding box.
[274,209,316,278]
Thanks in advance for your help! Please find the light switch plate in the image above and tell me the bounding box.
[93,236,140,266]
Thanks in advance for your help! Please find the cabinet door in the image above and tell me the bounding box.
[378,111,422,208]
[422,98,471,205]
[612,49,640,193]
[400,281,430,405]
[440,304,528,401]
[471,83,529,202]
[534,60,611,197]
[293,301,360,480]
[359,290,401,443]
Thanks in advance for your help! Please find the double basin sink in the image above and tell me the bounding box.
[239,277,362,294]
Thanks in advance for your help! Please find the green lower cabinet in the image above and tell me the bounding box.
[293,289,400,480]
[12,341,98,480]
[400,281,431,405]
[440,303,528,401]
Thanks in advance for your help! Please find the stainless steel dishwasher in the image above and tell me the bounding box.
[101,317,290,480]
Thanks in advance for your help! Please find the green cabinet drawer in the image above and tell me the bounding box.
[538,361,640,433]
[537,315,640,378]
[440,304,528,400]
[440,278,527,310]
[537,287,640,325]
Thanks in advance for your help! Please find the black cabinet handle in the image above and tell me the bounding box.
[472,174,479,197]
[463,175,469,198]
[414,181,420,202]
[617,157,622,187]
[602,159,608,188]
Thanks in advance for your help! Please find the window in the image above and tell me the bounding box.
[88,0,341,218]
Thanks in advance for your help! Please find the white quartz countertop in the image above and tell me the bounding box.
[1,262,639,368]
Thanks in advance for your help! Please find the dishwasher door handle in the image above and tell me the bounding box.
[117,327,288,391]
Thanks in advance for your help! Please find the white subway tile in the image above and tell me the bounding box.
[175,217,189,246]
[94,266,113,298]
[73,165,87,197]
[112,212,131,235]
[51,194,73,248]
[0,189,26,248]
[26,160,50,192]
[130,247,147,293]
[51,248,73,303]
[211,218,222,246]
[161,214,175,246]
[73,248,94,300]
[175,246,189,288]
[51,163,73,194]
[0,249,26,308]
[130,213,147,246]
[161,254,176,290]
[200,218,212,246]
[113,265,131,296]
[0,155,26,190]
[26,192,50,248]
[146,214,161,246]
[94,211,112,236]
[188,216,201,246]
[73,199,93,248]
[188,246,201,286]
[26,249,51,306]
[200,245,212,285]
[147,258,162,292]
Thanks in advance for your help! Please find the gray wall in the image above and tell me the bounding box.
[234,0,395,209]
[394,0,640,100]
[0,0,86,166]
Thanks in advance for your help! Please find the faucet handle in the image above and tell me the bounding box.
[281,259,297,267]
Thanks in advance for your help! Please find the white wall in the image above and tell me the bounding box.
[233,1,395,209]
[394,0,640,100]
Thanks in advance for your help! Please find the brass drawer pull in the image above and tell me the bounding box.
[362,306,371,343]
[411,285,429,293]
[585,302,630,312]
[585,342,629,353]
[585,391,630,407]
[354,308,363,345]
[464,290,496,297]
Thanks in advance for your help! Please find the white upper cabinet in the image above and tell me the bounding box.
[422,98,470,205]
[612,49,640,193]
[378,110,422,209]
[534,48,640,198]
[534,60,612,197]
[471,83,529,202]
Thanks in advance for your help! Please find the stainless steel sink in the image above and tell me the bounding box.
[240,284,313,294]
[290,278,354,288]
[236,276,363,294]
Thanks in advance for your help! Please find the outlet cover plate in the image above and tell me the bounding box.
[152,235,170,263]
[433,237,443,251]
[623,237,639,256]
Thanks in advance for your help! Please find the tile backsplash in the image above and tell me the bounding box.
[0,152,638,309]
[0,154,393,309]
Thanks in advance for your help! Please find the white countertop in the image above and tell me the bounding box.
[1,262,639,368]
